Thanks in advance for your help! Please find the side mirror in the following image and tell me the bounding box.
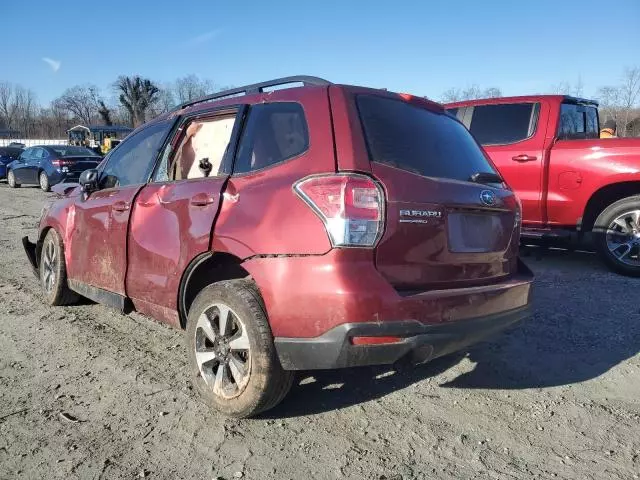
[79,169,99,194]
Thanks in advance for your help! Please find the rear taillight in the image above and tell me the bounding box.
[294,173,385,247]
[51,159,67,167]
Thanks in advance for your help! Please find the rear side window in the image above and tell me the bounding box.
[468,103,539,145]
[0,147,22,159]
[559,103,599,139]
[233,102,308,174]
[356,95,497,182]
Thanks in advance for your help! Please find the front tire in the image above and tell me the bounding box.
[40,229,78,305]
[7,170,20,188]
[593,195,640,277]
[186,280,294,418]
[39,171,50,192]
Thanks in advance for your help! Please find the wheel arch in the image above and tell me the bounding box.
[178,251,251,329]
[35,226,54,266]
[581,181,640,232]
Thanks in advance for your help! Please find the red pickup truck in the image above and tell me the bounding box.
[445,95,640,276]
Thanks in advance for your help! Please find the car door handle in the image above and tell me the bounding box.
[512,154,537,163]
[113,201,130,212]
[190,193,215,206]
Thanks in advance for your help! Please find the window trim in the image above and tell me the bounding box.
[150,104,246,185]
[467,102,541,147]
[229,101,310,177]
[97,119,177,191]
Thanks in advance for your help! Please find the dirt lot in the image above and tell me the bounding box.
[0,183,638,480]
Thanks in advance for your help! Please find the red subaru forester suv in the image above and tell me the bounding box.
[23,76,533,417]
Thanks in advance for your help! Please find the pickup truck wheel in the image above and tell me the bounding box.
[593,195,640,277]
[7,170,20,188]
[186,280,294,418]
[40,229,79,305]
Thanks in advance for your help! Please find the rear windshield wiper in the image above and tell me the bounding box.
[469,172,504,184]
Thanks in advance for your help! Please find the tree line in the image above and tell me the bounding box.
[1,67,639,139]
[0,74,228,139]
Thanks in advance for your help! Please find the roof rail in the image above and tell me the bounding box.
[174,75,332,111]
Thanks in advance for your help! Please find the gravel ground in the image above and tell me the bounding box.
[0,183,638,480]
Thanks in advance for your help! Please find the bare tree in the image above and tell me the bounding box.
[595,67,640,136]
[0,82,20,130]
[618,67,640,136]
[173,74,214,104]
[440,85,502,103]
[115,76,160,127]
[15,88,38,137]
[98,100,113,125]
[55,85,101,126]
[149,86,175,117]
[549,79,584,97]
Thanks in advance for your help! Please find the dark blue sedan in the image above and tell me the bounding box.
[6,145,102,191]
[0,146,24,180]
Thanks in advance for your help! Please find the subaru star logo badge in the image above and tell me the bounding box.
[480,190,496,206]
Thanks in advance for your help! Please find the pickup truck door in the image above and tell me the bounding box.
[125,107,245,326]
[66,121,175,297]
[464,101,549,225]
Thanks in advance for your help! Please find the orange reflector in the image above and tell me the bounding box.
[398,93,413,101]
[351,336,402,346]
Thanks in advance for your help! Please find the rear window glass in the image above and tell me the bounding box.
[356,95,497,182]
[468,103,539,145]
[51,146,100,157]
[233,102,308,174]
[0,147,23,158]
[559,103,599,139]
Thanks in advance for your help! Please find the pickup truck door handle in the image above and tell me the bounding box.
[113,201,130,212]
[190,193,215,207]
[512,154,537,163]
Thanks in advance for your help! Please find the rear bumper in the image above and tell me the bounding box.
[0,164,6,178]
[22,236,39,278]
[275,304,531,370]
[243,250,534,369]
[49,171,80,185]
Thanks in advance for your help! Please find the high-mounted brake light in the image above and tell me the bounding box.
[294,173,385,247]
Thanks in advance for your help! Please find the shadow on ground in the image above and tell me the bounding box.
[268,247,640,418]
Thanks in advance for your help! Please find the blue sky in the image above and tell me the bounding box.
[4,0,640,104]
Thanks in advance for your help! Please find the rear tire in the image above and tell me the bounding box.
[593,195,640,277]
[40,229,79,306]
[7,170,20,188]
[39,171,50,192]
[186,279,294,418]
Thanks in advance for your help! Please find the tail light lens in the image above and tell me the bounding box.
[51,159,68,167]
[294,173,385,247]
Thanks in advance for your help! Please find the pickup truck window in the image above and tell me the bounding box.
[357,95,498,182]
[558,102,599,140]
[468,103,539,145]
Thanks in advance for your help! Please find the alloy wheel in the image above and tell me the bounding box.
[40,173,48,190]
[605,209,640,267]
[194,303,251,399]
[42,240,57,293]
[7,171,15,187]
